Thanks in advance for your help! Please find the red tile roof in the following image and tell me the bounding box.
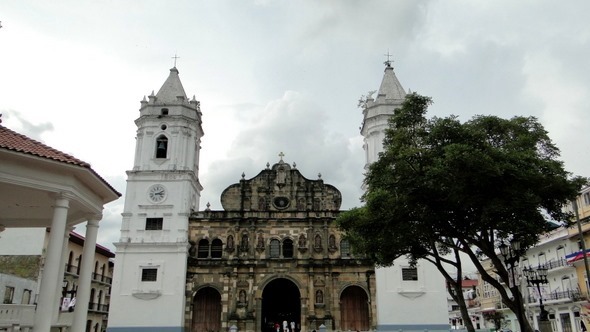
[0,125,90,167]
[0,125,121,197]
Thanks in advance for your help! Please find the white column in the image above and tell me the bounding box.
[71,217,100,332]
[34,194,70,332]
[53,227,73,321]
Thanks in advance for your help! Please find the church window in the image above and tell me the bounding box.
[161,108,169,115]
[156,135,168,159]
[283,239,294,258]
[198,239,210,258]
[270,239,280,258]
[341,239,351,258]
[211,239,223,258]
[141,268,158,282]
[145,217,163,230]
[402,267,418,281]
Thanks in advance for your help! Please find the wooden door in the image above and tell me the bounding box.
[340,286,369,331]
[192,287,222,332]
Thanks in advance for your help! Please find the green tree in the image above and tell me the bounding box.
[338,93,587,332]
[483,311,506,331]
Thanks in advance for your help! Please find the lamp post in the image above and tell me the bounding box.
[499,240,527,332]
[523,265,551,332]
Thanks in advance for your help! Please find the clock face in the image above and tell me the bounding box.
[148,184,167,203]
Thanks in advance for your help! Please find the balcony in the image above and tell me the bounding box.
[527,289,586,303]
[539,258,573,271]
[0,304,35,329]
[88,302,109,313]
[92,272,112,285]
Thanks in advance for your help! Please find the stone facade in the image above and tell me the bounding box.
[186,159,376,332]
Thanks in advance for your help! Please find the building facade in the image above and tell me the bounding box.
[187,158,376,332]
[107,66,376,332]
[0,228,115,332]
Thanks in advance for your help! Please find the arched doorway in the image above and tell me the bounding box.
[192,287,222,332]
[340,286,369,331]
[262,279,301,332]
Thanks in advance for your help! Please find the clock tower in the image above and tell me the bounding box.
[108,67,203,332]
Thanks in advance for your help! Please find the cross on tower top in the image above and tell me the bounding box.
[384,50,393,67]
[278,152,285,161]
[172,53,180,67]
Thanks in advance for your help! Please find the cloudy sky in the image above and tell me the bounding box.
[1,1,589,251]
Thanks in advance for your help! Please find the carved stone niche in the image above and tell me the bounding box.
[298,234,308,253]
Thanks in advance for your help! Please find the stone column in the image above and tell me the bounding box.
[71,216,100,331]
[34,194,70,332]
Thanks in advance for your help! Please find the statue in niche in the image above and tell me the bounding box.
[298,234,307,247]
[227,235,234,249]
[314,234,322,249]
[315,290,323,304]
[258,197,266,211]
[313,198,320,211]
[241,234,249,251]
[239,290,246,303]
[257,234,265,248]
[329,234,336,249]
[277,167,286,185]
[297,198,305,210]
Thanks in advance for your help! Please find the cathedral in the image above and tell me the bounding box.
[107,63,447,332]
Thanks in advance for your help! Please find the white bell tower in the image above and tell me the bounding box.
[360,60,449,332]
[108,67,203,332]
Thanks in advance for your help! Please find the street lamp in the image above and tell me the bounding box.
[523,265,550,322]
[499,239,526,332]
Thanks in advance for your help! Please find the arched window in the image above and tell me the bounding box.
[98,290,103,307]
[89,288,96,310]
[77,255,82,275]
[198,239,210,258]
[538,252,547,266]
[283,239,294,258]
[156,135,168,159]
[67,252,73,272]
[211,239,223,258]
[270,239,280,258]
[341,239,351,258]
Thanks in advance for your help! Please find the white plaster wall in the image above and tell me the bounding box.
[375,259,449,327]
[108,245,187,328]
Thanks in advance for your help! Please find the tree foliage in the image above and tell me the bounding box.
[338,93,587,332]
